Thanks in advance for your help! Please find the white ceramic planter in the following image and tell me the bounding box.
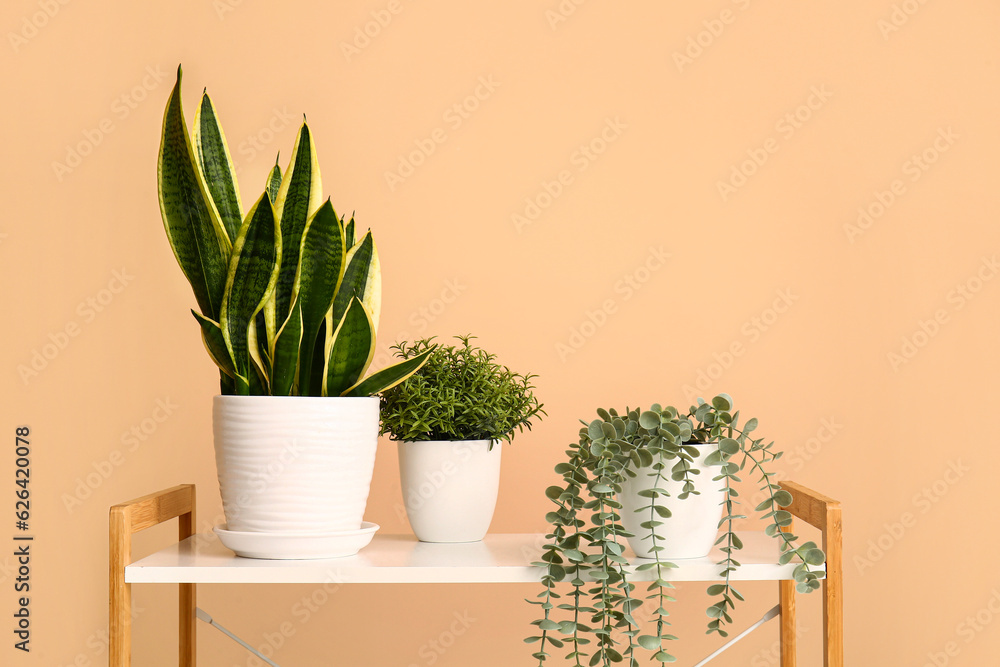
[618,443,725,559]
[213,395,379,534]
[397,439,501,543]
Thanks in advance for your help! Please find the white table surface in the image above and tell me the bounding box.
[126,532,820,584]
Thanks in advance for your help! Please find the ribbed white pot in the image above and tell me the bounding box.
[618,444,725,559]
[397,439,501,543]
[213,395,379,534]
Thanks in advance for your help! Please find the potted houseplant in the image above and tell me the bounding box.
[379,336,545,542]
[156,67,430,558]
[527,394,825,664]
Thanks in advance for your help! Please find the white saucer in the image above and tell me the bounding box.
[213,522,379,560]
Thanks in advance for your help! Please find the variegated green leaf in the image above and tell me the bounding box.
[254,311,270,379]
[194,90,243,243]
[266,154,282,202]
[269,122,323,335]
[323,298,375,397]
[247,322,268,394]
[220,192,280,395]
[157,65,231,321]
[270,297,302,396]
[344,214,355,247]
[341,347,434,398]
[293,199,346,392]
[331,230,381,332]
[191,310,235,378]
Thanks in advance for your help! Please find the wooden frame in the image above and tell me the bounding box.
[109,484,196,667]
[778,481,844,667]
[109,482,841,666]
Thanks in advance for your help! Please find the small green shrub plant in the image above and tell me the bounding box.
[527,394,825,666]
[379,335,545,445]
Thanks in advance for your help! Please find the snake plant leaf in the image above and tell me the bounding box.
[323,298,376,397]
[293,199,346,392]
[344,214,356,247]
[330,230,381,331]
[341,347,433,398]
[157,65,232,321]
[191,310,235,378]
[266,154,282,202]
[254,311,270,379]
[193,90,243,243]
[220,191,281,395]
[270,121,324,336]
[270,297,303,396]
[247,311,270,393]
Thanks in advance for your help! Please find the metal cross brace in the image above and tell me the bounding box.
[692,604,780,666]
[196,607,282,667]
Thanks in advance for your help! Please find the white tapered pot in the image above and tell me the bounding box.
[397,439,501,543]
[213,396,379,534]
[618,443,725,559]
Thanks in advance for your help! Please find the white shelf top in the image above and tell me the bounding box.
[126,532,821,584]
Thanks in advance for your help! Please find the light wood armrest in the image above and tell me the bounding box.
[777,480,843,667]
[109,484,196,667]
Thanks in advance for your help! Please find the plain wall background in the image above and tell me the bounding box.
[2,0,999,664]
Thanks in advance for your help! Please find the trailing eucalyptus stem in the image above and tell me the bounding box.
[527,394,825,664]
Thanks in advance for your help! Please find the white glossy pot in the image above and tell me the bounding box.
[213,395,379,534]
[618,443,725,559]
[397,439,501,543]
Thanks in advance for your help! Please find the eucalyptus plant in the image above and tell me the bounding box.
[527,395,825,666]
[379,335,545,444]
[157,66,430,396]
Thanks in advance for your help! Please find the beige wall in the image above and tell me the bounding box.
[3,0,999,664]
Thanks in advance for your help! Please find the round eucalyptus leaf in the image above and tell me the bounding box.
[639,411,660,429]
[773,490,793,507]
[711,394,733,411]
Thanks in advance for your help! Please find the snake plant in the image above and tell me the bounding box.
[157,66,430,396]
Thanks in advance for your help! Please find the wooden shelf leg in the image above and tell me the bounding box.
[823,506,843,667]
[109,507,131,667]
[180,488,196,666]
[108,484,197,667]
[779,519,796,667]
